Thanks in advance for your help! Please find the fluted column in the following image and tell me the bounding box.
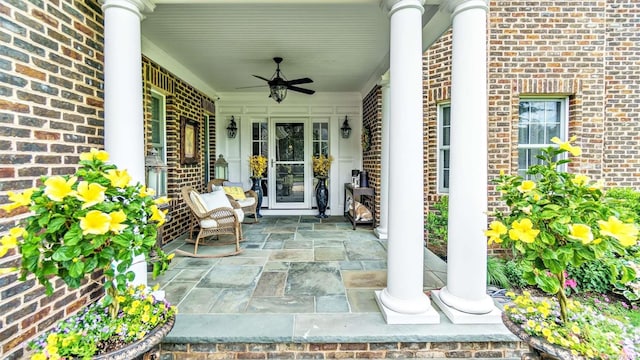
[374,72,390,240]
[101,0,154,286]
[375,0,439,324]
[431,0,501,324]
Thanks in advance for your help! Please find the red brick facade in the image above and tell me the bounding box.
[0,1,215,357]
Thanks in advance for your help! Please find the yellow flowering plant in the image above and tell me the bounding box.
[312,154,333,178]
[249,154,267,178]
[486,137,638,323]
[0,149,173,322]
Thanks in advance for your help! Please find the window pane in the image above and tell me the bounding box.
[321,124,328,141]
[442,106,450,126]
[443,170,449,189]
[443,149,450,168]
[313,123,319,141]
[313,143,319,156]
[442,126,450,146]
[529,124,546,144]
[518,124,529,145]
[321,142,328,156]
[252,142,259,155]
[261,143,268,158]
[253,123,260,141]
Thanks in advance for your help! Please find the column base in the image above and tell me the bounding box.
[375,290,440,324]
[374,227,388,239]
[432,289,502,324]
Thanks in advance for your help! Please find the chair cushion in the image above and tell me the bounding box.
[189,191,208,214]
[237,197,256,207]
[200,218,219,228]
[201,191,233,210]
[234,208,244,223]
[223,186,247,200]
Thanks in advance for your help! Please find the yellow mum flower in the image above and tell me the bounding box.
[532,193,541,201]
[44,176,77,202]
[542,328,551,337]
[571,174,590,186]
[1,188,35,212]
[150,205,167,226]
[517,180,536,193]
[79,148,109,162]
[31,353,47,360]
[509,218,540,243]
[568,224,594,244]
[76,181,106,209]
[104,169,132,188]
[571,325,580,334]
[79,210,111,235]
[598,216,638,247]
[526,319,535,327]
[551,136,582,156]
[108,210,128,234]
[139,185,156,197]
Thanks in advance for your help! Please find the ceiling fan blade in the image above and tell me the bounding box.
[236,85,268,89]
[252,75,271,82]
[287,86,315,95]
[286,77,313,86]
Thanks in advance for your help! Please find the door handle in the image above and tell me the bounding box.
[271,158,274,167]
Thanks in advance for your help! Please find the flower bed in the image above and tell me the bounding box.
[29,285,176,359]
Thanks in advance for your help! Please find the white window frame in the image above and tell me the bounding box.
[517,97,569,178]
[149,90,167,196]
[437,103,451,194]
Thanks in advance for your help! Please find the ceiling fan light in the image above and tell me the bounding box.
[270,84,287,103]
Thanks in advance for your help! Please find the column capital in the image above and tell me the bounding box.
[101,0,155,19]
[379,71,390,88]
[382,0,425,16]
[442,0,488,17]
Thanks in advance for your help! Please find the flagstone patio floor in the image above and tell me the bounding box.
[150,215,518,345]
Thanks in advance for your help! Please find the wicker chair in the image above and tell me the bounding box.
[207,180,259,223]
[176,186,242,258]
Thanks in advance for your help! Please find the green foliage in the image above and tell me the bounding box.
[487,138,639,322]
[504,259,529,289]
[487,256,510,289]
[0,149,173,320]
[566,262,611,295]
[425,195,448,246]
[605,187,640,222]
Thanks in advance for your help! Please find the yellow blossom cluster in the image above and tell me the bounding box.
[312,154,333,177]
[249,155,268,178]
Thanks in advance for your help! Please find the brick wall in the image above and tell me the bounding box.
[141,57,216,244]
[0,0,105,358]
[160,340,527,359]
[361,86,382,224]
[421,1,640,226]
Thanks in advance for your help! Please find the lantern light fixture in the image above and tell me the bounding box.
[214,154,229,180]
[227,116,238,139]
[340,116,352,139]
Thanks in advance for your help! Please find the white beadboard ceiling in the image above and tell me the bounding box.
[141,0,445,97]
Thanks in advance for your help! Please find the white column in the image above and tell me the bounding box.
[101,0,154,185]
[431,0,501,324]
[101,0,155,286]
[374,72,390,240]
[375,0,439,324]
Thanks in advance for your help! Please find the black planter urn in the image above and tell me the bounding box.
[315,176,329,218]
[251,177,263,218]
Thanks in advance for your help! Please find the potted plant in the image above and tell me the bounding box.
[312,154,333,218]
[0,148,175,359]
[248,154,267,217]
[485,137,640,359]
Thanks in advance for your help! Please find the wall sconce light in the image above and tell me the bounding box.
[214,154,229,180]
[340,116,352,139]
[227,116,238,139]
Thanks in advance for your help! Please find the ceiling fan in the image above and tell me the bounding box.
[252,57,315,103]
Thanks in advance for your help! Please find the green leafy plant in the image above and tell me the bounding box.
[485,136,638,323]
[504,259,529,289]
[425,195,448,247]
[0,149,173,320]
[487,256,510,289]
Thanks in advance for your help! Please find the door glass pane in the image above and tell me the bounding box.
[273,122,306,206]
[276,123,304,161]
[275,164,304,203]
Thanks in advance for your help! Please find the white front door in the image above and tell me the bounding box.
[269,119,309,209]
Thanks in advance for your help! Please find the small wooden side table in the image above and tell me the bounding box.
[344,183,375,230]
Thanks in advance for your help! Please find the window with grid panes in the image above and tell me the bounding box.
[149,91,167,196]
[251,121,268,178]
[518,98,568,178]
[312,122,329,156]
[438,104,451,193]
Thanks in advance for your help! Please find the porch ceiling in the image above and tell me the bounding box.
[141,0,445,96]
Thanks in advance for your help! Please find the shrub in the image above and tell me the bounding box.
[425,195,448,247]
[487,256,510,289]
[504,259,529,289]
[566,262,611,295]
